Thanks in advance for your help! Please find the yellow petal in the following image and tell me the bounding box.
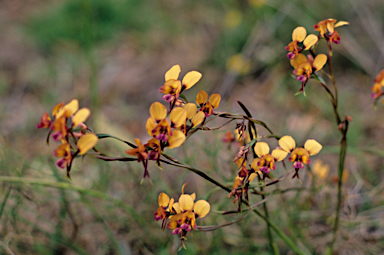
[168,198,174,211]
[303,34,318,49]
[183,103,198,119]
[313,54,327,71]
[248,173,257,182]
[167,130,186,149]
[271,148,288,161]
[160,79,181,94]
[209,94,221,109]
[290,54,308,68]
[179,194,194,211]
[250,158,261,172]
[146,117,156,137]
[191,111,205,127]
[165,64,181,81]
[167,218,179,229]
[158,193,170,207]
[54,143,70,157]
[191,193,196,201]
[292,26,307,42]
[326,19,336,34]
[149,102,167,122]
[65,99,79,115]
[77,133,98,155]
[52,102,64,117]
[304,139,322,156]
[334,21,349,28]
[196,90,208,106]
[173,202,181,214]
[232,176,243,190]
[235,158,247,168]
[182,71,202,89]
[170,107,187,128]
[279,135,296,152]
[72,108,90,127]
[56,99,79,119]
[193,200,210,218]
[255,142,270,157]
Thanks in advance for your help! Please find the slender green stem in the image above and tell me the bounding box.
[314,77,341,125]
[327,41,338,106]
[0,186,12,220]
[330,121,348,251]
[160,153,231,192]
[260,185,275,252]
[251,207,307,255]
[320,47,349,253]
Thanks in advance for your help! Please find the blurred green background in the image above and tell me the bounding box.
[1,0,384,254]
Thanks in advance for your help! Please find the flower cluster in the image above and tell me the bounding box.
[154,184,210,249]
[35,53,335,250]
[126,65,221,180]
[286,19,348,94]
[226,134,322,211]
[227,140,287,211]
[37,99,98,178]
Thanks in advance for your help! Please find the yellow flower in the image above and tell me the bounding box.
[183,103,205,128]
[252,142,287,174]
[371,82,383,100]
[154,192,175,231]
[54,142,72,169]
[278,135,322,178]
[38,99,91,141]
[290,53,327,94]
[312,159,330,181]
[314,19,349,44]
[37,112,52,129]
[159,65,202,105]
[125,138,150,179]
[145,138,162,161]
[37,101,64,129]
[51,116,68,141]
[291,53,327,82]
[286,27,318,59]
[371,69,384,99]
[226,54,250,74]
[162,184,210,244]
[125,139,148,162]
[145,102,186,149]
[196,90,221,117]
